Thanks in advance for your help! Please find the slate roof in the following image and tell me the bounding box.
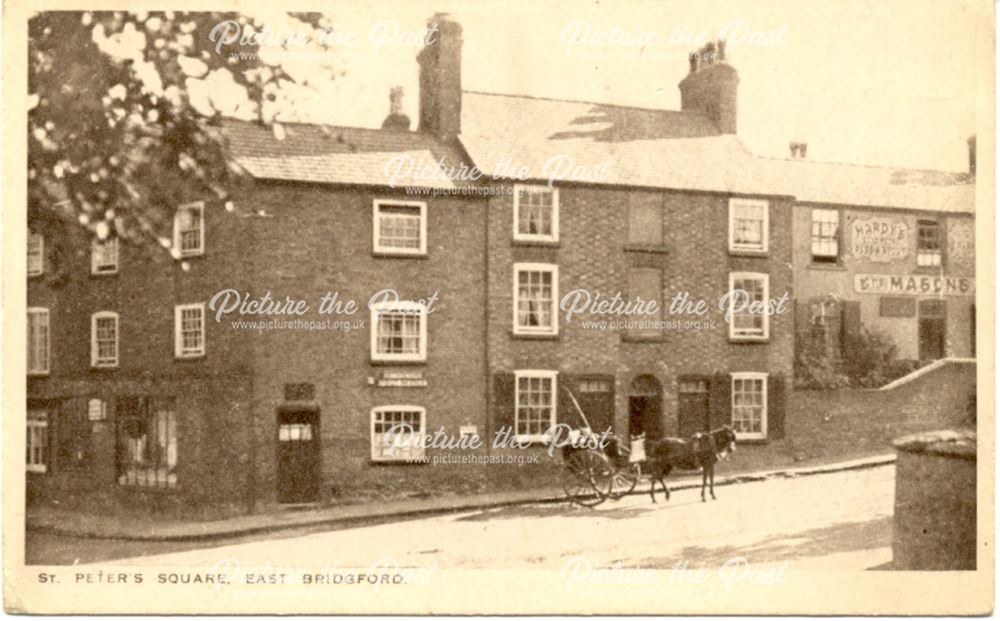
[222,92,974,214]
[222,119,470,190]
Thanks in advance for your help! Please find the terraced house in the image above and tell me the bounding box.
[25,12,975,514]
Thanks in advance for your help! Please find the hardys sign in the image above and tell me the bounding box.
[854,273,974,297]
[850,216,909,262]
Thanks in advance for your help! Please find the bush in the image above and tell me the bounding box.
[795,327,914,390]
[794,338,850,390]
[842,327,899,388]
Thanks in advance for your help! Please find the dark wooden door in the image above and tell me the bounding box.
[575,377,614,434]
[678,378,710,437]
[918,300,946,360]
[276,410,320,504]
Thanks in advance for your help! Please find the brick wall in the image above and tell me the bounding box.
[240,183,490,505]
[486,184,794,446]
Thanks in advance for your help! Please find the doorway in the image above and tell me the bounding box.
[628,375,663,440]
[276,409,321,504]
[574,377,614,434]
[918,300,946,360]
[677,377,710,437]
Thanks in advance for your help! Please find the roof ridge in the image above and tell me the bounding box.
[462,89,708,117]
[752,151,970,178]
[221,116,429,139]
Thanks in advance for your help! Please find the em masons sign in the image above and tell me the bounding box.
[855,273,975,297]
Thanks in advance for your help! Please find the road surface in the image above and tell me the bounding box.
[50,464,894,570]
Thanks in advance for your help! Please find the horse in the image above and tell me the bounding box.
[644,426,737,503]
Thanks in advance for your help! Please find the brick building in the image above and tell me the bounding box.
[25,13,974,513]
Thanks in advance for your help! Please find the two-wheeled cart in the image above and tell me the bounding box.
[559,388,642,507]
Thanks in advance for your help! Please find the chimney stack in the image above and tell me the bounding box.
[967,135,976,177]
[417,13,463,141]
[678,39,739,134]
[789,142,808,158]
[381,86,412,131]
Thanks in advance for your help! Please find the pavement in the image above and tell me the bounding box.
[102,463,898,570]
[26,452,896,543]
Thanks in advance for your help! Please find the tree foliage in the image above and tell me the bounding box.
[28,11,334,260]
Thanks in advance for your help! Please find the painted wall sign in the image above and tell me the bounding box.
[87,398,106,421]
[855,273,974,296]
[948,219,975,269]
[849,216,909,262]
[377,370,428,388]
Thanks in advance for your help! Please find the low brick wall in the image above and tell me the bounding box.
[892,430,976,570]
[782,361,975,463]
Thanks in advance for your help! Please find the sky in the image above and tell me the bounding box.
[194,0,988,172]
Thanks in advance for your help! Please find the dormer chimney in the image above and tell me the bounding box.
[417,13,463,141]
[678,38,738,134]
[381,86,412,131]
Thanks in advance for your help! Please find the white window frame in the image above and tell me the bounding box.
[728,198,769,253]
[91,311,120,368]
[27,410,48,473]
[174,303,206,358]
[27,307,50,376]
[731,372,768,440]
[370,406,427,462]
[370,300,428,362]
[27,232,44,277]
[173,201,205,258]
[728,272,770,341]
[514,370,558,443]
[513,263,559,336]
[513,184,559,243]
[372,199,427,256]
[91,237,120,275]
[810,208,840,262]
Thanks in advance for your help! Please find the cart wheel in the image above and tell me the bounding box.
[608,463,641,500]
[562,450,609,507]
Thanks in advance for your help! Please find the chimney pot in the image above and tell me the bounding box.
[381,86,411,131]
[967,135,976,177]
[678,39,739,134]
[789,141,808,158]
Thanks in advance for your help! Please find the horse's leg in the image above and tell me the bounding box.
[663,466,672,501]
[701,466,708,502]
[709,464,716,500]
[649,474,658,504]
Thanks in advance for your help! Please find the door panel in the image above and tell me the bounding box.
[678,378,710,437]
[575,378,614,434]
[276,410,320,504]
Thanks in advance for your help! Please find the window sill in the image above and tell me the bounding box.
[174,354,206,361]
[89,271,119,278]
[176,252,205,260]
[116,484,180,494]
[913,266,946,275]
[369,358,427,366]
[90,365,119,371]
[808,262,846,271]
[729,249,769,258]
[510,331,560,341]
[624,244,669,255]
[735,437,768,445]
[512,238,560,248]
[369,458,430,466]
[728,337,770,345]
[621,334,668,343]
[27,372,50,378]
[372,251,429,260]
